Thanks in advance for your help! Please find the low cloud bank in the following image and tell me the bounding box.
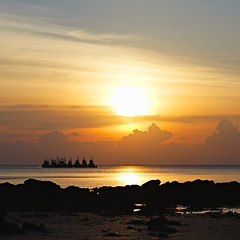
[0,119,240,165]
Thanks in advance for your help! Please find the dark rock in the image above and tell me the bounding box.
[127,220,146,225]
[23,179,61,195]
[148,223,177,234]
[158,232,169,238]
[126,225,136,230]
[22,222,46,232]
[79,217,89,222]
[142,179,161,189]
[0,178,240,214]
[0,221,23,234]
[148,217,178,235]
[0,209,23,234]
[33,213,49,218]
[148,215,181,226]
[0,209,7,219]
[104,232,123,237]
[223,211,238,217]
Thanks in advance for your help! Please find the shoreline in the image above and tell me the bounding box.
[1,165,240,189]
[1,179,240,239]
[1,178,240,210]
[1,211,240,240]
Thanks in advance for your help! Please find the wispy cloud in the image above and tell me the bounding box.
[0,9,134,47]
[1,2,240,91]
[0,105,124,131]
[132,115,240,124]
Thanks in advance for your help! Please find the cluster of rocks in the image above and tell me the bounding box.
[0,209,46,235]
[0,179,239,214]
[0,178,240,237]
[0,209,23,234]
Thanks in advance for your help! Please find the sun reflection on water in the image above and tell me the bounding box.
[120,172,140,185]
[118,167,143,185]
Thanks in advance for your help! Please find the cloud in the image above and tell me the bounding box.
[1,120,240,165]
[0,141,39,165]
[121,123,172,145]
[1,104,240,144]
[2,0,240,91]
[0,56,94,73]
[69,132,80,137]
[104,120,240,165]
[115,123,173,165]
[0,133,39,139]
[39,130,69,156]
[205,119,240,150]
[0,7,134,48]
[39,130,68,147]
[134,115,240,123]
[0,105,124,131]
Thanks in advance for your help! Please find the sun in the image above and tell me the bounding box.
[112,86,149,116]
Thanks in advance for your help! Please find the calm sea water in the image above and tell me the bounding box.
[0,165,240,188]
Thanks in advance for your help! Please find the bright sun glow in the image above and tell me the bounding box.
[112,86,149,116]
[120,172,140,185]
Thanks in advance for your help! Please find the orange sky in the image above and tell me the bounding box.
[1,1,240,164]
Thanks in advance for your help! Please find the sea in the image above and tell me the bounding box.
[0,165,240,189]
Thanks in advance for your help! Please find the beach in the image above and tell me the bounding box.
[0,178,240,239]
[1,211,240,240]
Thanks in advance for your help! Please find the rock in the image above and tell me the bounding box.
[142,179,161,189]
[0,221,23,234]
[1,178,240,214]
[126,225,136,230]
[147,217,178,235]
[0,210,23,235]
[24,179,61,192]
[22,222,47,232]
[104,232,123,237]
[148,215,181,226]
[158,232,169,238]
[0,209,7,220]
[127,220,146,225]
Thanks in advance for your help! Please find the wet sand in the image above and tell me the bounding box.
[1,179,240,239]
[1,212,240,240]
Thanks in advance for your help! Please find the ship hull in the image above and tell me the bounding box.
[42,165,97,168]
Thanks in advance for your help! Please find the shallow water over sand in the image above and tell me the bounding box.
[0,165,240,188]
[175,205,240,214]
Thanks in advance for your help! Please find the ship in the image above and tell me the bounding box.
[42,157,97,168]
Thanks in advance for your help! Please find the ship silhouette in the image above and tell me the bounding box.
[42,157,97,168]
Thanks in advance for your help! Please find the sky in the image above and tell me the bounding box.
[1,0,240,165]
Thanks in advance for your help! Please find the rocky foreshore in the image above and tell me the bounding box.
[0,179,240,239]
[1,179,240,213]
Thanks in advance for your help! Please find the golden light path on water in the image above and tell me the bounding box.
[119,169,141,186]
[116,166,186,186]
[1,165,240,188]
[117,167,172,186]
[115,166,240,187]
